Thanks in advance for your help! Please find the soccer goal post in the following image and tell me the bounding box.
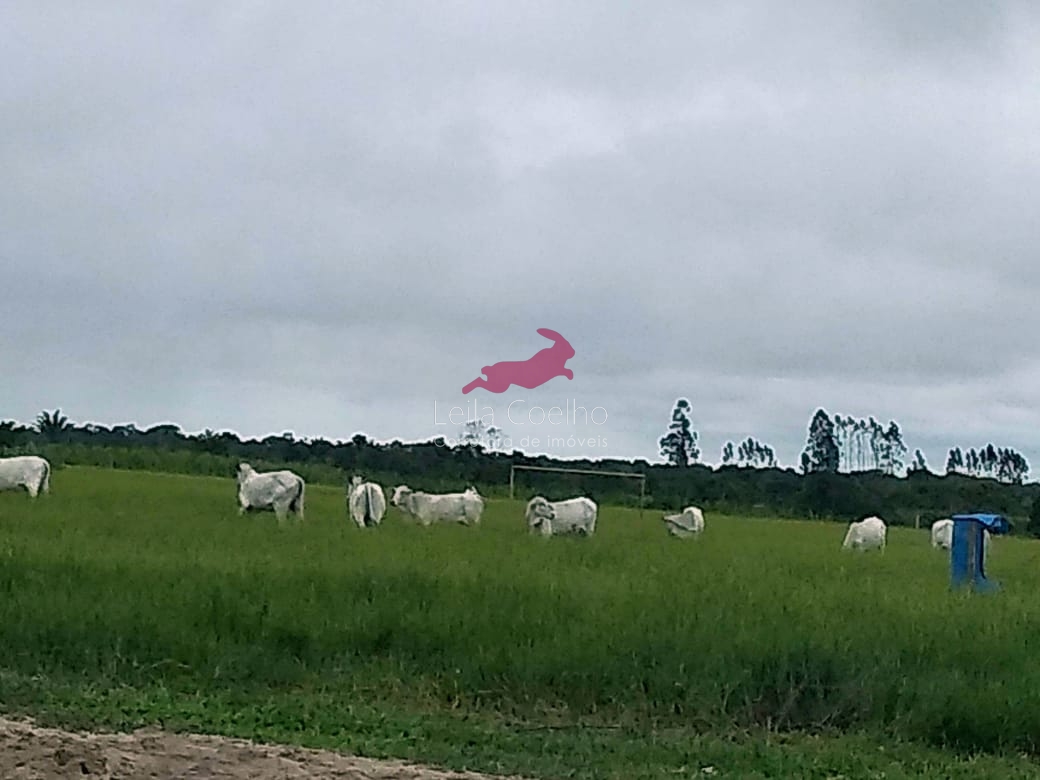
[508,464,647,520]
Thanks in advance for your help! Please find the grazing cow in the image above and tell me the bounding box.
[842,515,886,551]
[662,506,705,538]
[348,475,386,528]
[390,485,484,526]
[0,455,50,497]
[236,462,305,522]
[525,495,597,537]
[931,518,953,549]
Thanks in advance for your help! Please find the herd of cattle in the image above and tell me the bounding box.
[0,456,986,550]
[236,462,601,535]
[232,463,710,538]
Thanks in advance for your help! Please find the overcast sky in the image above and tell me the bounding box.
[3,2,1040,473]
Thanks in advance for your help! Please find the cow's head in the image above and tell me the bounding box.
[524,496,554,529]
[391,485,411,507]
[237,463,255,485]
[350,475,364,489]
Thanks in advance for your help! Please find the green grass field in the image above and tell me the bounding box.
[1,466,1040,778]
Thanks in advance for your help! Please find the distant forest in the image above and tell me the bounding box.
[3,405,1039,534]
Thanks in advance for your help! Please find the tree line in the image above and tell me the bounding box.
[660,400,1030,485]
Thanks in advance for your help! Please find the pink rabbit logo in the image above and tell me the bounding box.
[462,328,575,394]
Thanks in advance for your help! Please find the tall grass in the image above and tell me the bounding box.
[1,466,1039,756]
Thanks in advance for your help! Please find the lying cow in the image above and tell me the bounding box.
[662,505,704,538]
[0,455,51,498]
[525,495,597,537]
[390,485,484,526]
[236,462,305,522]
[348,475,386,528]
[842,515,886,551]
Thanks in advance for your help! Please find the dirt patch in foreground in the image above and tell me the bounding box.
[0,716,534,780]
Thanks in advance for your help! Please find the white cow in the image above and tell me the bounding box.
[662,506,705,538]
[0,455,51,497]
[931,518,991,558]
[236,462,305,522]
[348,475,386,528]
[525,495,597,537]
[390,485,484,526]
[842,515,886,551]
[931,518,953,549]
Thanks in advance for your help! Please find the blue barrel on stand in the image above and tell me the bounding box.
[950,513,1009,592]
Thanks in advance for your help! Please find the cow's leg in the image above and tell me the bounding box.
[26,482,39,498]
[273,500,289,525]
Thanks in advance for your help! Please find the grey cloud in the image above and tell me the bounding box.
[859,0,1022,60]
[4,2,1040,474]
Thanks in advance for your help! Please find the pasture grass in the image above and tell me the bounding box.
[0,466,1039,778]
